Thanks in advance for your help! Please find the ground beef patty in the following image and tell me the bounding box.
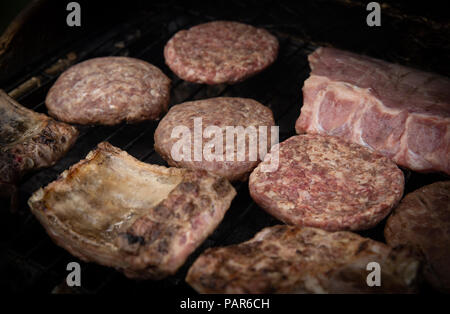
[186,225,420,293]
[249,134,404,231]
[154,97,275,181]
[46,57,170,125]
[384,181,450,293]
[164,21,279,84]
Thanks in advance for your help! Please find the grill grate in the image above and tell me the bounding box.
[0,1,446,294]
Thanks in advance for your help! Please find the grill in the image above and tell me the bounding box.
[1,0,447,294]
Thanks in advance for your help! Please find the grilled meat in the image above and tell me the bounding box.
[0,90,78,209]
[28,142,236,279]
[187,225,421,293]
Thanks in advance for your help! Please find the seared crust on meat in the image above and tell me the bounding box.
[164,21,279,84]
[0,90,78,208]
[154,97,275,181]
[28,142,236,279]
[385,181,450,293]
[45,57,171,125]
[186,225,421,293]
[249,134,404,231]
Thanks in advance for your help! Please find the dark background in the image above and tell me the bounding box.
[0,0,30,34]
[1,0,449,86]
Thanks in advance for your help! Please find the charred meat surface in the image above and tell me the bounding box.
[385,181,450,293]
[28,142,236,279]
[296,47,450,175]
[186,225,421,293]
[0,90,78,207]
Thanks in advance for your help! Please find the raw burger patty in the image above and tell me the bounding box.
[385,181,450,293]
[46,57,170,125]
[249,134,404,231]
[28,142,236,279]
[154,97,275,181]
[186,225,420,293]
[164,21,279,84]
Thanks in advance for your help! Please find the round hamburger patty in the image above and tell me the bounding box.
[154,97,275,181]
[249,134,404,231]
[384,181,450,293]
[164,21,279,84]
[46,57,170,125]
